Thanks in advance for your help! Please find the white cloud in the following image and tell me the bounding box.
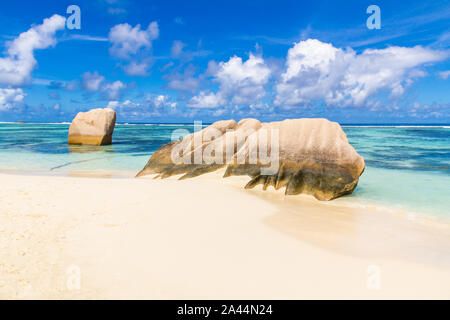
[108,22,159,76]
[153,94,177,109]
[188,91,226,109]
[439,70,450,80]
[81,71,126,100]
[275,39,447,107]
[216,54,271,104]
[0,14,66,86]
[0,88,26,110]
[212,109,226,117]
[106,99,139,112]
[123,60,151,76]
[106,100,119,109]
[188,54,271,108]
[103,80,126,100]
[81,71,105,91]
[409,101,449,119]
[171,40,186,58]
[109,22,159,59]
[143,94,177,114]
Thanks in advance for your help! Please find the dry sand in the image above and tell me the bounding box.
[0,170,449,299]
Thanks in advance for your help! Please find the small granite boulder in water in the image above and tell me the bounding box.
[68,108,116,146]
[137,118,365,200]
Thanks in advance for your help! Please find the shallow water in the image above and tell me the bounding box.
[0,123,449,217]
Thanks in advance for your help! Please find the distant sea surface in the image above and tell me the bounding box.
[0,123,449,218]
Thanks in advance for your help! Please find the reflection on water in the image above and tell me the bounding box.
[68,144,115,153]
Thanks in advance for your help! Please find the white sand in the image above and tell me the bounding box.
[0,171,449,299]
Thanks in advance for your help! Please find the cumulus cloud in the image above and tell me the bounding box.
[152,94,177,109]
[81,71,105,91]
[103,80,126,100]
[123,60,152,76]
[216,54,271,104]
[188,91,226,109]
[106,100,119,109]
[108,22,159,76]
[0,14,66,86]
[109,22,159,59]
[275,39,447,107]
[0,88,26,110]
[188,54,271,108]
[81,71,127,100]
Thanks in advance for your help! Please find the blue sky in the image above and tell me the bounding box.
[0,0,449,123]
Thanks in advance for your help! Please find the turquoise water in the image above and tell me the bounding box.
[341,126,450,218]
[0,123,189,172]
[0,123,449,217]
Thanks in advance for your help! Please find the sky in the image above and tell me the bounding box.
[0,0,449,123]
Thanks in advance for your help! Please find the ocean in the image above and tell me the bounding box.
[0,123,449,218]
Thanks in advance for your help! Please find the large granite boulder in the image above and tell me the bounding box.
[137,118,365,200]
[68,108,116,146]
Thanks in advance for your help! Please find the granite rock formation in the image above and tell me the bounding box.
[68,108,116,146]
[137,118,365,200]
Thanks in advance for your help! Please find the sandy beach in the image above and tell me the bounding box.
[1,170,449,299]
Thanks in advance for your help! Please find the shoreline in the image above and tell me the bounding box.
[1,171,450,299]
[1,167,449,229]
[199,169,450,267]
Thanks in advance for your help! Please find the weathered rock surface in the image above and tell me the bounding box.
[136,118,365,200]
[68,108,116,146]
